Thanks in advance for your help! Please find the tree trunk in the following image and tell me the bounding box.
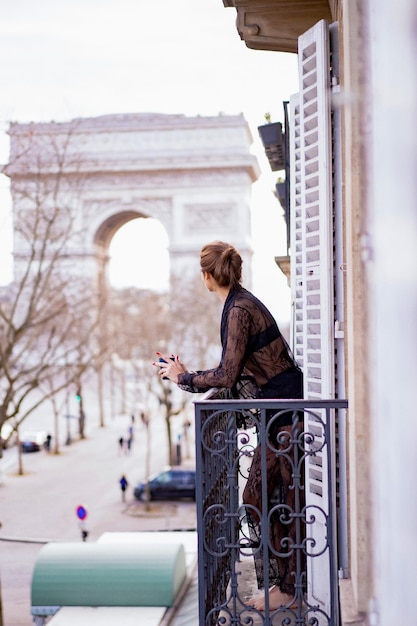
[78,397,85,439]
[0,570,5,626]
[97,363,105,428]
[54,409,59,454]
[17,425,23,475]
[166,412,173,466]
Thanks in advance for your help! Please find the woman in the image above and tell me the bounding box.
[154,241,303,610]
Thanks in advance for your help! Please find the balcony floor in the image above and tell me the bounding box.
[219,558,301,625]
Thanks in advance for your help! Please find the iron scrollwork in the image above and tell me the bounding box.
[196,397,346,626]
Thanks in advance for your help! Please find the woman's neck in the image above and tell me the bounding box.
[216,284,232,303]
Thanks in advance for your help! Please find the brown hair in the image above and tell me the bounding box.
[200,241,242,288]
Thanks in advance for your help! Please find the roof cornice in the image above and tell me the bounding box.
[222,0,333,53]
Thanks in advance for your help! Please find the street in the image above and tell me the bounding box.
[0,411,196,626]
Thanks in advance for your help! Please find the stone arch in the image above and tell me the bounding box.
[5,112,259,290]
[88,199,172,292]
[93,206,170,290]
[3,112,260,429]
[94,209,145,249]
[90,198,173,251]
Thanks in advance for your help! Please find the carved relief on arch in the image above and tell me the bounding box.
[183,203,235,234]
[83,169,248,189]
[132,197,173,235]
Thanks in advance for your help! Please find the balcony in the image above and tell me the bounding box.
[194,391,348,625]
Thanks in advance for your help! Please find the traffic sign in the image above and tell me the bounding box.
[76,505,87,520]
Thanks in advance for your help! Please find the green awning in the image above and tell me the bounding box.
[31,542,186,616]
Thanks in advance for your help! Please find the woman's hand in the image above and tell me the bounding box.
[153,352,187,384]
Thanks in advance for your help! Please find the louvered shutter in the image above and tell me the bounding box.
[294,19,334,399]
[290,19,336,617]
[289,93,304,366]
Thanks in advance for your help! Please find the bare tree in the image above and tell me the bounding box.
[168,273,222,368]
[0,124,103,470]
[108,275,222,465]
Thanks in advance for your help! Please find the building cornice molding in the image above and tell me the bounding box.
[5,113,260,182]
[223,0,332,53]
[8,112,252,136]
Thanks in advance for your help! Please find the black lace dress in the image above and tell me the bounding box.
[178,285,301,395]
[178,285,304,595]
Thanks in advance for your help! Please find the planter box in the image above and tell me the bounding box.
[257,122,285,171]
[276,179,290,253]
[275,181,287,210]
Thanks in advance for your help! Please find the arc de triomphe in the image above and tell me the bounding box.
[5,112,260,288]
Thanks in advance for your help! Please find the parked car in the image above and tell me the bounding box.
[19,431,47,453]
[134,467,196,501]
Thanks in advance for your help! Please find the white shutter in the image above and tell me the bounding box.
[297,19,335,400]
[289,93,305,368]
[290,19,337,620]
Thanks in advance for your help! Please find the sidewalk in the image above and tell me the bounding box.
[0,413,197,626]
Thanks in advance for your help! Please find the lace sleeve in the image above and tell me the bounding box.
[179,305,251,390]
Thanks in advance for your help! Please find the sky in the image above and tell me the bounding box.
[0,0,299,324]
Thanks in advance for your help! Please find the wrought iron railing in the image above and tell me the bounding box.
[194,392,348,626]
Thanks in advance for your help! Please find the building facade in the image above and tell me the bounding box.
[221,1,417,625]
[5,112,259,288]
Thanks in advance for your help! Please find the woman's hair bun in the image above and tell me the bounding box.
[200,241,242,288]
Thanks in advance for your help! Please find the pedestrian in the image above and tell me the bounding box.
[119,474,128,502]
[126,435,132,454]
[153,240,304,611]
[118,436,124,455]
[79,520,88,542]
[44,434,52,452]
